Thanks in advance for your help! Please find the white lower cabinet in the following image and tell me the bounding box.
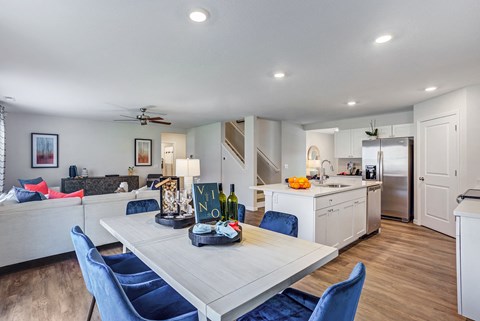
[315,190,367,249]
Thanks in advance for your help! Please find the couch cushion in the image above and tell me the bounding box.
[0,197,82,214]
[136,189,160,200]
[24,180,49,195]
[14,187,46,203]
[82,192,135,205]
[18,177,43,188]
[49,189,85,199]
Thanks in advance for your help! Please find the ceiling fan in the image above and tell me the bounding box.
[114,107,171,126]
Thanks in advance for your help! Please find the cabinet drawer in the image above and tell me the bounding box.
[315,188,366,209]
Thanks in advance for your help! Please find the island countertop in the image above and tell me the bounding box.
[250,179,381,197]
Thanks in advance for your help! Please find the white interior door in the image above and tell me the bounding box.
[418,113,458,237]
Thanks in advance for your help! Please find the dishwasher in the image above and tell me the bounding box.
[367,185,382,234]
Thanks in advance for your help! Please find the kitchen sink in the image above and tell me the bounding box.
[322,184,350,188]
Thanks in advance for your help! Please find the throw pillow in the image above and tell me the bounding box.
[18,177,44,188]
[0,187,17,205]
[49,189,84,199]
[24,180,49,195]
[14,187,46,203]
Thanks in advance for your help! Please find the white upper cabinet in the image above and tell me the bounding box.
[334,130,352,158]
[334,128,368,158]
[378,123,415,138]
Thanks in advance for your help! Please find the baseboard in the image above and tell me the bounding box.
[413,219,420,225]
[246,206,259,211]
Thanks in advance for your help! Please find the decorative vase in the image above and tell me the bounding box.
[128,169,134,176]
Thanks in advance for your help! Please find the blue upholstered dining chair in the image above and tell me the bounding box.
[70,226,162,321]
[259,211,299,237]
[126,199,160,215]
[238,262,366,321]
[86,247,198,321]
[238,203,246,223]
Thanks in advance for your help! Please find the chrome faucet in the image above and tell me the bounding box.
[319,160,334,184]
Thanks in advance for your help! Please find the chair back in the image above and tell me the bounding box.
[86,248,144,321]
[126,199,160,215]
[309,262,366,321]
[238,204,246,223]
[259,211,298,237]
[70,225,100,294]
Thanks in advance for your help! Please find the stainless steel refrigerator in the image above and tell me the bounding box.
[362,137,413,222]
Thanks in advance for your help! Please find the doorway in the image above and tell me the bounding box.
[418,112,458,237]
[161,143,175,176]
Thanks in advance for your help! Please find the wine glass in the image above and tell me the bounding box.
[175,190,186,218]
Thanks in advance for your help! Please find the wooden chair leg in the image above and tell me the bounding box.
[86,296,96,321]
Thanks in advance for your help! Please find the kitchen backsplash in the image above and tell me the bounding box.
[337,158,362,175]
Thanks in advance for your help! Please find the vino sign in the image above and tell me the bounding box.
[192,183,221,223]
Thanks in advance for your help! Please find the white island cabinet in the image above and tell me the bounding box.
[454,199,480,320]
[252,180,380,250]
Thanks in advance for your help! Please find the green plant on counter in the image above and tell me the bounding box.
[365,120,378,137]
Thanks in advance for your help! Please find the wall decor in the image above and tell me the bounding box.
[134,138,152,166]
[31,133,59,168]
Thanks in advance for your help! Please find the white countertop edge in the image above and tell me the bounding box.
[454,199,480,218]
[250,181,381,198]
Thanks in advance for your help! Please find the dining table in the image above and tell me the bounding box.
[100,213,338,321]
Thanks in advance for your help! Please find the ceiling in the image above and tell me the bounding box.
[1,0,479,128]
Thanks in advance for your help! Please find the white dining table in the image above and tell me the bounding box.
[100,213,338,321]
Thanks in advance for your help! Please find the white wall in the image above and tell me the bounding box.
[304,110,413,131]
[257,118,281,167]
[305,132,335,176]
[186,122,222,183]
[5,112,185,190]
[281,121,306,181]
[466,86,480,188]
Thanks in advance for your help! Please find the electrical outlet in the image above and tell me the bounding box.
[284,164,289,169]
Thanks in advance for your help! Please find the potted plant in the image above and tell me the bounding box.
[365,120,378,139]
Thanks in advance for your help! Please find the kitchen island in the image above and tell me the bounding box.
[252,179,381,249]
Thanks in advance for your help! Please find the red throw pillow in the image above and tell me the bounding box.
[48,189,84,199]
[24,181,48,195]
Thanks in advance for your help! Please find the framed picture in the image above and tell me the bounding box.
[31,133,59,168]
[158,176,180,215]
[135,138,152,166]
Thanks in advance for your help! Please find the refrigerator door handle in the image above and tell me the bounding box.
[380,150,384,191]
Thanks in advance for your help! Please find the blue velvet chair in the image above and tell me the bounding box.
[259,211,298,237]
[238,262,366,321]
[86,247,198,321]
[127,199,160,215]
[70,226,162,321]
[238,203,246,223]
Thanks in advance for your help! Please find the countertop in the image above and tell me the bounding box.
[454,199,480,219]
[251,179,381,198]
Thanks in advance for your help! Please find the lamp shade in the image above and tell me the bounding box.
[307,159,321,168]
[176,159,200,177]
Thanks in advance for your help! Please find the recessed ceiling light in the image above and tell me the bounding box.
[375,34,393,44]
[3,96,15,101]
[425,86,437,92]
[273,72,285,79]
[189,8,209,23]
[347,101,357,106]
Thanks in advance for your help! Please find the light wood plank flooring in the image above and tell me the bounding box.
[0,210,465,321]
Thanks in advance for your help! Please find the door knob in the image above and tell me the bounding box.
[419,177,425,181]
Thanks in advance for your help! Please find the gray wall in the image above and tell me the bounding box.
[281,121,306,181]
[5,112,185,190]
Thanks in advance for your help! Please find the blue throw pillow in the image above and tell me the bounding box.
[150,180,160,190]
[14,187,46,203]
[18,177,44,188]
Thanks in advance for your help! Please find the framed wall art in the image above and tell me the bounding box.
[135,138,152,166]
[31,133,59,168]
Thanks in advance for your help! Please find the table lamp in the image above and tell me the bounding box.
[176,158,201,192]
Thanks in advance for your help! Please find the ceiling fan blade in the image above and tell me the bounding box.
[119,115,138,119]
[146,116,165,120]
[149,120,172,125]
[145,111,167,116]
[114,119,138,122]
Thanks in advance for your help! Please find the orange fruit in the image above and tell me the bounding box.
[291,182,300,189]
[297,178,306,185]
[305,181,311,188]
[288,177,296,184]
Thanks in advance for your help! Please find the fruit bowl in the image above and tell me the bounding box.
[287,177,311,189]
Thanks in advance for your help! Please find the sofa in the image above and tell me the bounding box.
[0,189,161,268]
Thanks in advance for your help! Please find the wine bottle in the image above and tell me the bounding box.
[218,183,227,221]
[227,184,238,221]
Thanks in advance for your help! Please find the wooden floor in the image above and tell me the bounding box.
[0,210,465,321]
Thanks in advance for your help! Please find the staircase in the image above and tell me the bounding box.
[224,120,281,207]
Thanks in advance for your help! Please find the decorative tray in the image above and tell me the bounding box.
[188,225,242,247]
[155,214,195,229]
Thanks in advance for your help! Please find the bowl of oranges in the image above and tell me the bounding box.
[287,176,311,189]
